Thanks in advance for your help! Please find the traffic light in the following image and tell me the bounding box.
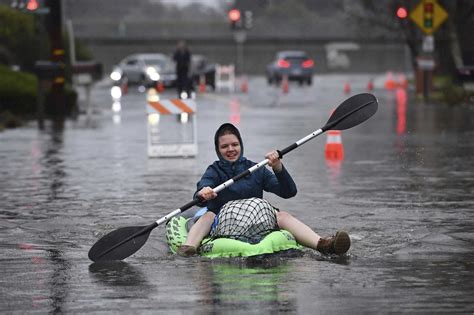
[423,2,433,28]
[11,0,49,14]
[396,6,408,19]
[228,9,241,30]
[244,10,253,29]
[26,0,38,11]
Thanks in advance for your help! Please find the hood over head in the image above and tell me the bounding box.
[214,123,244,162]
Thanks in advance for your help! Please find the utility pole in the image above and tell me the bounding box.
[45,0,66,115]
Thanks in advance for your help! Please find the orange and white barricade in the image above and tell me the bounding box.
[215,64,235,93]
[146,97,197,157]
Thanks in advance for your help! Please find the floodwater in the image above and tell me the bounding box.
[1,75,473,313]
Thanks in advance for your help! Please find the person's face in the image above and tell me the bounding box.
[218,134,241,162]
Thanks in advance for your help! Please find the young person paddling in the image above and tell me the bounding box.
[177,123,350,257]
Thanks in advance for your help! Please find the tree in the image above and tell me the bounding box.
[343,0,474,81]
[0,5,46,71]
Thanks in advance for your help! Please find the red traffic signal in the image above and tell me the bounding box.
[424,3,433,13]
[27,0,39,11]
[228,9,241,22]
[396,7,408,19]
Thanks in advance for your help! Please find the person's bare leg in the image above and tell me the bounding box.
[276,211,321,249]
[177,211,215,257]
[183,211,216,248]
[276,211,350,255]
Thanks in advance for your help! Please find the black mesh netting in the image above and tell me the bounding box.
[210,197,278,244]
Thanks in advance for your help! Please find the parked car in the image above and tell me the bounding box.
[190,54,216,90]
[110,53,176,87]
[266,50,314,85]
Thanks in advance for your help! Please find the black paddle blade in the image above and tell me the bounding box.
[88,225,155,262]
[323,93,378,131]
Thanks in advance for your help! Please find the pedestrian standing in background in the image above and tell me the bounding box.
[173,40,191,98]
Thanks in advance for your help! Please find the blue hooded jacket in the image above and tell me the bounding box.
[195,123,297,214]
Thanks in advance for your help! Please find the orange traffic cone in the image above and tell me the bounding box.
[367,79,374,91]
[398,74,408,89]
[198,75,206,93]
[156,81,165,93]
[282,75,289,94]
[121,80,128,95]
[240,76,248,93]
[384,72,396,90]
[325,130,344,161]
[344,81,351,94]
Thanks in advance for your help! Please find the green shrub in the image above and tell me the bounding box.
[433,75,467,105]
[0,65,78,119]
[442,83,466,105]
[0,65,38,115]
[0,110,23,129]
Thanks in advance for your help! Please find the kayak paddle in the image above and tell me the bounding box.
[88,93,378,262]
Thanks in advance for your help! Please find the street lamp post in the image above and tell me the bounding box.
[228,9,253,76]
[233,30,246,75]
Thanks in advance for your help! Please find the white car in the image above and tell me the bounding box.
[110,53,176,87]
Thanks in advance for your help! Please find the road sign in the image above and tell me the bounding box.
[422,35,435,52]
[417,56,436,70]
[73,73,92,85]
[410,0,448,35]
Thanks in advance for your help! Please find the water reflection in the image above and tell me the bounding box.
[396,88,407,135]
[195,254,301,313]
[38,119,67,202]
[306,250,351,266]
[47,249,71,314]
[88,261,149,287]
[112,113,121,125]
[229,98,240,126]
[326,159,342,188]
[17,244,71,313]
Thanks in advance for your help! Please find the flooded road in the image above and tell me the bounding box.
[1,75,473,313]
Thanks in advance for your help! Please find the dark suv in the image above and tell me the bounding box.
[266,50,314,85]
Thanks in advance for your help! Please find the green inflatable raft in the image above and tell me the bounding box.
[166,208,303,258]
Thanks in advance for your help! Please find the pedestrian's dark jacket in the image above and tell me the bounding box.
[173,49,191,74]
[194,123,297,214]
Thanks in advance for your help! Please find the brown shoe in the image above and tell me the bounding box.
[317,231,351,256]
[176,245,197,257]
